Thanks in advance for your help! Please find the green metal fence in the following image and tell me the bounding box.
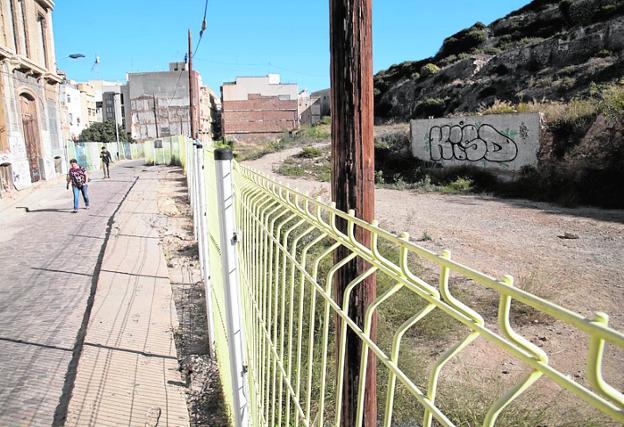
[66,140,145,171]
[183,141,624,426]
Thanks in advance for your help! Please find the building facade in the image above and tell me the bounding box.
[200,85,221,141]
[298,89,321,126]
[221,74,299,142]
[59,81,83,141]
[0,0,64,192]
[123,62,217,142]
[311,88,331,117]
[102,87,124,129]
[126,63,199,142]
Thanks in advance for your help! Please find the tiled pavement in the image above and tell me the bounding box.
[0,162,189,426]
[64,171,188,426]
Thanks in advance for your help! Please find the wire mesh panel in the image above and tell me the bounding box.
[231,162,624,427]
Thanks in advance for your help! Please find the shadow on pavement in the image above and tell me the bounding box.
[16,206,72,213]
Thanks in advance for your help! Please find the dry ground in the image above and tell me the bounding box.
[155,167,229,427]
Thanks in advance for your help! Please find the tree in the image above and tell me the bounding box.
[78,120,132,143]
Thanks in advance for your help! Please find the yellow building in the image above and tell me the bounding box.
[0,0,64,192]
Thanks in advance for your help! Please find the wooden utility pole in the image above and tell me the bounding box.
[188,29,198,140]
[330,0,376,426]
[152,93,160,138]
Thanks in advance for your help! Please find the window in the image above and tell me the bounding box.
[8,0,19,53]
[17,0,29,58]
[37,13,48,68]
[67,94,71,103]
[77,117,80,126]
[68,113,73,125]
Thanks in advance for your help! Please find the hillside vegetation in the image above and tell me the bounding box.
[374,0,624,120]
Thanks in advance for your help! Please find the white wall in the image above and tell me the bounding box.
[222,75,298,101]
[411,113,541,174]
[61,83,84,139]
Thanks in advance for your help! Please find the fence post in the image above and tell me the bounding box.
[214,148,249,427]
[195,143,215,354]
[192,141,199,240]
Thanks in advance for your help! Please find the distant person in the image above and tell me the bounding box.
[67,159,89,213]
[100,146,113,178]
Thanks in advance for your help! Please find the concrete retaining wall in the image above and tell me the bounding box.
[410,113,540,173]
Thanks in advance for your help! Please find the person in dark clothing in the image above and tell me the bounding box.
[66,159,90,213]
[100,146,113,178]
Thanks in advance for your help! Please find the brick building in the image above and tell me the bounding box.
[0,0,64,193]
[220,74,299,142]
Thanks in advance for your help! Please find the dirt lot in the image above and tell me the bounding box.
[245,144,624,425]
[246,146,624,326]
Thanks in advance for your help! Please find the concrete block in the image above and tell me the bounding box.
[410,112,540,173]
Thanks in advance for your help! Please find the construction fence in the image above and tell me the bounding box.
[66,140,145,172]
[167,139,623,427]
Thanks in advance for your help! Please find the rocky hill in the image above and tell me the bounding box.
[374,0,624,121]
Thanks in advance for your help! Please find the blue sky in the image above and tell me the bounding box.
[54,0,530,93]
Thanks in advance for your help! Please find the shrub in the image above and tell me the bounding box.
[598,84,624,121]
[595,48,612,58]
[483,46,503,55]
[440,177,473,194]
[420,63,440,78]
[557,77,577,92]
[479,99,516,115]
[300,124,330,140]
[414,98,445,118]
[298,146,322,158]
[438,23,488,58]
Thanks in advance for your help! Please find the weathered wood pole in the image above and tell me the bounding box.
[329,0,376,425]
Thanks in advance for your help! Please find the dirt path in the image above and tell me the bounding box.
[245,146,624,329]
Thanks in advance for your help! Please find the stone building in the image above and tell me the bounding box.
[0,0,63,192]
[220,74,299,142]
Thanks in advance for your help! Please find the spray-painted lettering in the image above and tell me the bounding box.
[428,122,518,163]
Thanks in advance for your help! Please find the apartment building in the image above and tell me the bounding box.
[0,0,63,192]
[125,62,200,142]
[220,74,299,143]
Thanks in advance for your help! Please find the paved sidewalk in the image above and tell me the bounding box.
[63,168,189,426]
[0,162,189,426]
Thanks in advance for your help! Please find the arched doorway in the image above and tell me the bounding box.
[20,93,42,182]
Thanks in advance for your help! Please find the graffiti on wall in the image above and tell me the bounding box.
[411,113,540,172]
[428,121,519,163]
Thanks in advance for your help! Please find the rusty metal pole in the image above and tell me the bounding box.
[188,29,197,140]
[330,0,376,426]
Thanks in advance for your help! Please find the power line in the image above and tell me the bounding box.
[193,0,209,58]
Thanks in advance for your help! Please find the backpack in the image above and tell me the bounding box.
[70,168,86,188]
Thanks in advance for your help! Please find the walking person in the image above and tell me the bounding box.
[100,146,113,178]
[67,159,90,213]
